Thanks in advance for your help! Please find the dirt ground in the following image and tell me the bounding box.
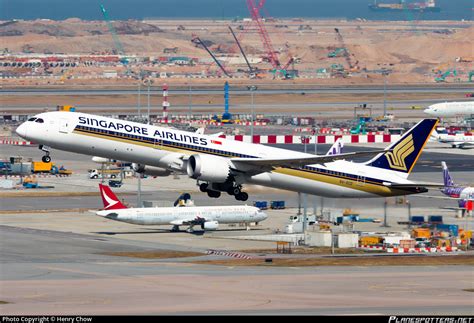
[1,18,472,86]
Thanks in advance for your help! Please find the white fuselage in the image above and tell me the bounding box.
[16,111,415,198]
[424,101,474,118]
[433,132,474,148]
[460,188,474,201]
[96,205,267,226]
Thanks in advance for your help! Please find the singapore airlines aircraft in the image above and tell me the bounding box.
[16,112,440,201]
[95,184,267,232]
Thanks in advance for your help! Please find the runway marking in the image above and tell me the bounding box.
[38,265,122,279]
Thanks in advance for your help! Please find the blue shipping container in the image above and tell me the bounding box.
[254,201,268,210]
[428,215,443,223]
[410,216,425,223]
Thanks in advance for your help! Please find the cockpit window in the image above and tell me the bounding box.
[28,117,37,121]
[35,118,44,123]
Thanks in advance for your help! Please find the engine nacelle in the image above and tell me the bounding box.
[186,154,231,183]
[132,163,171,177]
[201,221,219,231]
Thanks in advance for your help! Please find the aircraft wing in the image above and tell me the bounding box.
[230,149,387,171]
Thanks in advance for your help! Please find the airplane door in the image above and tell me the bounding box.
[59,118,69,134]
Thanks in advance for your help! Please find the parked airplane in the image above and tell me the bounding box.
[424,101,474,118]
[95,184,267,232]
[16,112,440,201]
[430,130,474,149]
[440,162,474,209]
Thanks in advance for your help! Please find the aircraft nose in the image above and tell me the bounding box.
[15,122,28,138]
[424,108,433,115]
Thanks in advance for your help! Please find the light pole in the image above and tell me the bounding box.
[382,68,390,118]
[137,80,141,118]
[188,83,192,117]
[147,81,150,124]
[248,85,257,142]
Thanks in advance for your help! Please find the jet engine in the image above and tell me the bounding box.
[186,154,231,183]
[201,221,219,230]
[132,163,171,177]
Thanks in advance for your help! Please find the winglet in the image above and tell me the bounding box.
[98,184,127,210]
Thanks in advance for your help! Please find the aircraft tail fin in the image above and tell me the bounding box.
[326,138,344,156]
[366,119,438,178]
[99,184,127,210]
[442,161,455,187]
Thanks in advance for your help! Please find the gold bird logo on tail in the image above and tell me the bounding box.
[384,134,415,171]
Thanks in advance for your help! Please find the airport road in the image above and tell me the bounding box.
[0,226,472,315]
[2,85,474,96]
[0,101,452,119]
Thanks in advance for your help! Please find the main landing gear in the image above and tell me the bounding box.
[39,145,51,163]
[199,182,249,201]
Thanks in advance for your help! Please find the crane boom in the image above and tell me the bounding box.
[246,0,280,69]
[229,26,253,74]
[193,36,231,77]
[100,4,125,56]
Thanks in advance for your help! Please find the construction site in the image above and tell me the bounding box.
[1,1,473,87]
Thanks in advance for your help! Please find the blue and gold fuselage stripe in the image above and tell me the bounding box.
[73,125,402,195]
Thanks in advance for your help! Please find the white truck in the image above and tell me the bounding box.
[88,168,120,179]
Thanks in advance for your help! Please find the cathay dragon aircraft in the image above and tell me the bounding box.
[95,184,267,232]
[16,112,440,201]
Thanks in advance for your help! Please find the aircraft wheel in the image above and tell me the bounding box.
[199,183,209,192]
[42,155,51,163]
[207,190,221,198]
[235,192,248,201]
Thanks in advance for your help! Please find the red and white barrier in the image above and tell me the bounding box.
[5,174,71,178]
[0,139,35,146]
[358,245,386,251]
[386,247,458,253]
[358,245,458,253]
[207,249,253,259]
[218,134,401,144]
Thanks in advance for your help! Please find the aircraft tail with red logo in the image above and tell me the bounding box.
[98,184,127,210]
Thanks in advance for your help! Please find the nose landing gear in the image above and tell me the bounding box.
[39,145,51,163]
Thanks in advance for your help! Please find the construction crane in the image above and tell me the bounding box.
[333,28,359,72]
[435,69,457,83]
[100,3,134,71]
[100,5,125,56]
[246,0,280,68]
[192,35,231,77]
[245,0,295,79]
[228,26,255,78]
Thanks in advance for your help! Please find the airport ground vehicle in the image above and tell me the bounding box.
[88,168,120,179]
